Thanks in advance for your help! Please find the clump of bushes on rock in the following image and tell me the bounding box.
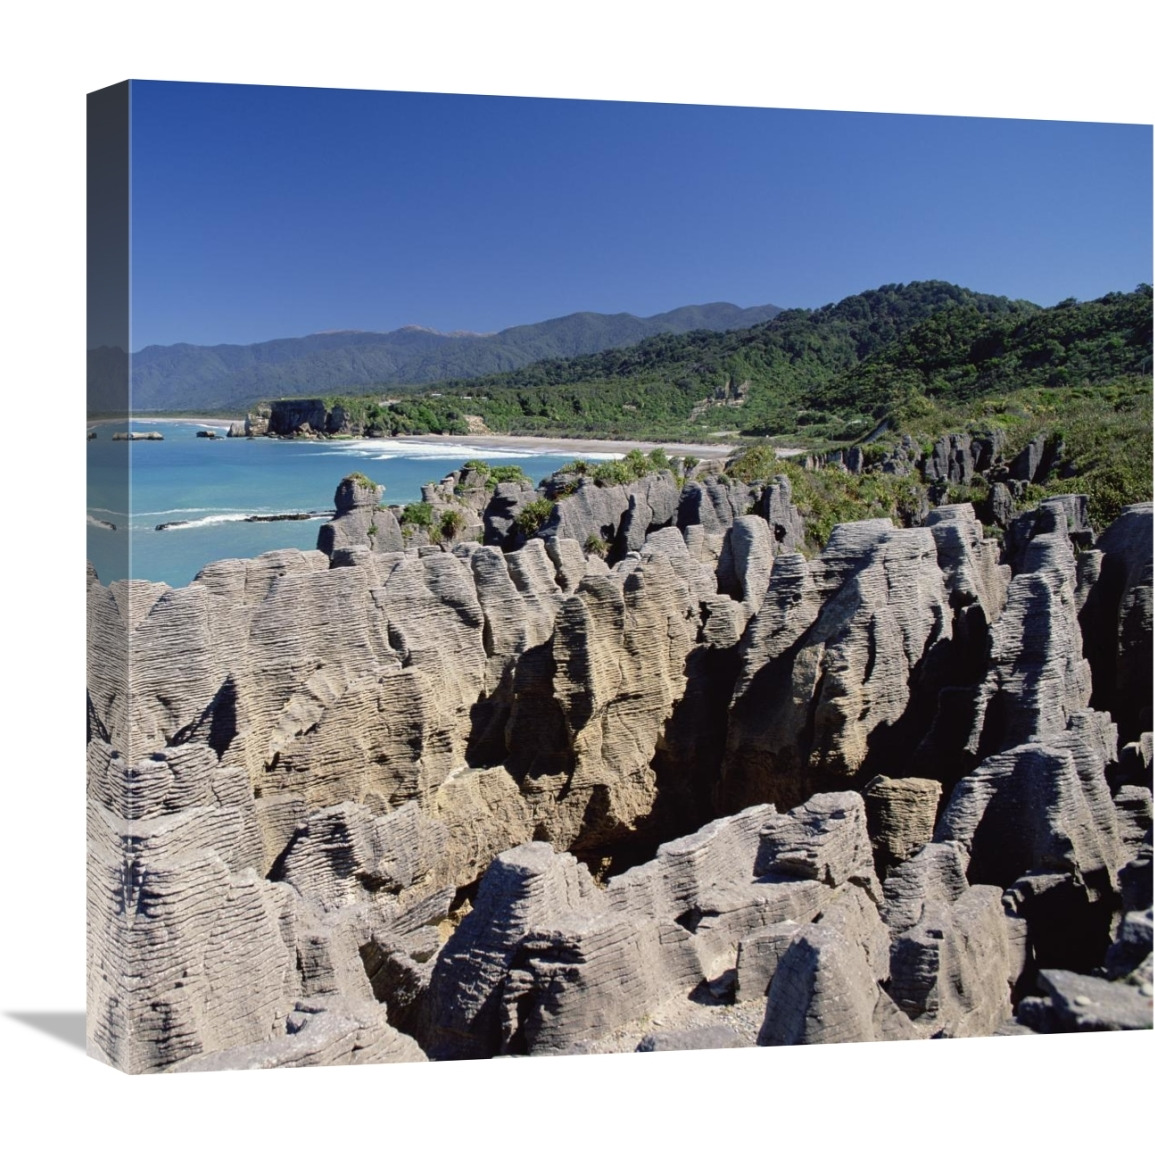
[515,498,556,535]
[724,445,778,484]
[345,471,379,491]
[439,509,466,540]
[584,533,609,558]
[399,501,434,528]
[591,448,672,487]
[460,460,532,492]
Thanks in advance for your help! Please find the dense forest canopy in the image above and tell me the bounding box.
[357,281,1149,443]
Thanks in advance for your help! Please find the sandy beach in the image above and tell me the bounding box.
[360,431,807,459]
[87,417,806,459]
[408,432,742,458]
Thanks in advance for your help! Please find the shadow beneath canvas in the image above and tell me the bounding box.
[5,1011,86,1052]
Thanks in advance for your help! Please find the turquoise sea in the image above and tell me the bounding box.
[86,420,616,588]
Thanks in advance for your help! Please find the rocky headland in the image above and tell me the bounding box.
[86,448,1153,1072]
[228,400,384,439]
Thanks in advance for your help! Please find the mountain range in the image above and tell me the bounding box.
[125,302,783,412]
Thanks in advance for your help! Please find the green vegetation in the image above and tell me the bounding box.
[813,286,1152,423]
[399,501,434,528]
[414,282,1042,440]
[388,283,1151,452]
[725,445,778,484]
[585,533,609,558]
[457,460,531,492]
[590,447,674,487]
[490,464,531,486]
[345,471,378,490]
[514,498,556,535]
[439,509,467,539]
[707,374,1151,545]
[894,376,1152,530]
[319,394,470,438]
[708,444,928,552]
[778,465,929,553]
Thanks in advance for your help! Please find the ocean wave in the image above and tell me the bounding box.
[153,513,252,531]
[147,508,331,531]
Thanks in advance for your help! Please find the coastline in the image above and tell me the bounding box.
[86,417,806,460]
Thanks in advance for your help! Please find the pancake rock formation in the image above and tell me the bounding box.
[86,465,1153,1071]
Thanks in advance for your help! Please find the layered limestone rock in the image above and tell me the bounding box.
[503,550,700,850]
[935,717,1121,897]
[1005,493,1094,572]
[443,798,893,1056]
[268,399,329,436]
[86,739,301,1072]
[922,433,976,486]
[87,464,1154,1069]
[970,509,1093,756]
[924,503,1010,622]
[530,470,682,561]
[494,818,768,1055]
[757,922,916,1046]
[1015,902,1153,1032]
[1007,432,1055,485]
[751,798,922,1044]
[1080,503,1153,743]
[717,515,778,608]
[1114,786,1152,859]
[169,998,427,1070]
[759,475,807,555]
[721,519,955,810]
[422,842,601,1059]
[1017,969,1153,1032]
[874,839,1022,1038]
[886,886,1016,1038]
[677,475,757,535]
[880,841,971,937]
[317,475,404,557]
[863,776,942,869]
[482,479,537,549]
[933,701,1125,980]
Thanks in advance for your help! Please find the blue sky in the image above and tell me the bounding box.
[128,81,1152,350]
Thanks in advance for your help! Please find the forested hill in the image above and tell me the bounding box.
[425,281,1152,441]
[128,301,783,411]
[811,285,1154,423]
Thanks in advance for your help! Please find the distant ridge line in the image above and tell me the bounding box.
[126,300,784,411]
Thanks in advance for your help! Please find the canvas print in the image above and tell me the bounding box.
[86,81,1153,1073]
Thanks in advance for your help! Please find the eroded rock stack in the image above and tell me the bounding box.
[86,466,1153,1071]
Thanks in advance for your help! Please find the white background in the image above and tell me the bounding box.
[0,3,1151,1150]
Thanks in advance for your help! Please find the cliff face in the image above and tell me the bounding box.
[85,480,1153,1070]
